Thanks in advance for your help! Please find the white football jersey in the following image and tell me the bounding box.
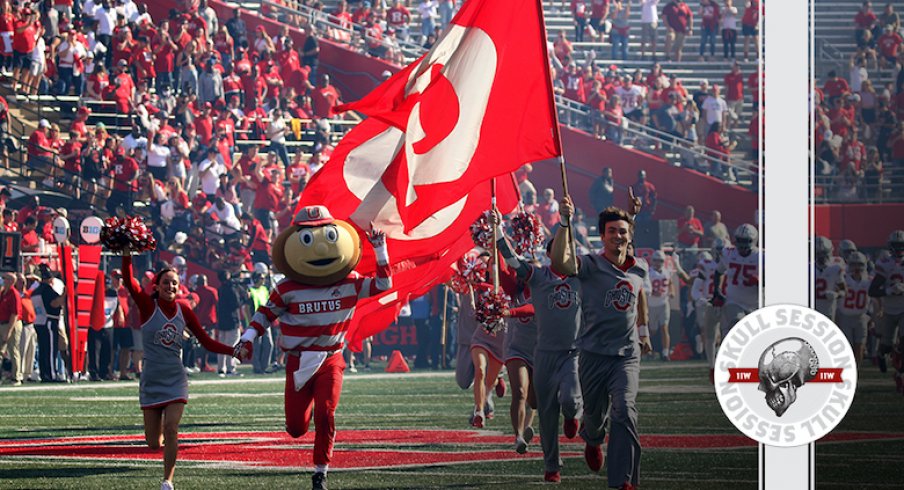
[648,266,672,308]
[717,248,761,311]
[692,258,725,302]
[875,256,904,315]
[815,260,846,319]
[838,273,872,316]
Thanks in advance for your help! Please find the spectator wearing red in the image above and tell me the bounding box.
[662,0,693,62]
[823,70,851,102]
[27,120,53,175]
[112,59,135,113]
[723,62,744,130]
[854,1,878,49]
[311,73,341,119]
[676,205,705,248]
[387,0,412,41]
[12,8,39,94]
[0,2,14,72]
[536,188,561,233]
[704,121,735,178]
[251,163,284,235]
[108,147,141,215]
[747,68,762,111]
[741,0,759,61]
[841,130,867,173]
[698,0,720,60]
[570,0,587,43]
[242,213,272,265]
[828,95,856,139]
[193,274,219,372]
[589,0,610,38]
[877,25,903,68]
[561,61,586,103]
[631,169,658,221]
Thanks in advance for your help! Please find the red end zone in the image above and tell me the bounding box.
[0,430,900,470]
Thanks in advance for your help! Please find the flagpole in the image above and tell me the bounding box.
[491,178,499,293]
[441,285,448,369]
[535,0,579,271]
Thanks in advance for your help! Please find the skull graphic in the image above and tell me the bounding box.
[757,338,819,417]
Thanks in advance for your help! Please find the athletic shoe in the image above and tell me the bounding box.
[618,483,635,490]
[11,380,21,387]
[895,373,903,395]
[311,472,327,490]
[471,410,484,429]
[348,365,358,374]
[161,480,174,490]
[515,435,528,454]
[524,426,535,444]
[495,378,507,398]
[584,444,603,473]
[878,355,888,373]
[484,396,495,419]
[544,471,561,483]
[563,418,578,439]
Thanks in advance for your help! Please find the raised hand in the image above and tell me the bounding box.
[366,224,386,248]
[628,186,642,216]
[559,196,574,221]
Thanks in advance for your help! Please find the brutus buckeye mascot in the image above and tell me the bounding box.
[235,205,390,490]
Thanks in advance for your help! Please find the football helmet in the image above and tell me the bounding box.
[838,239,857,261]
[711,237,730,261]
[889,230,904,259]
[847,251,867,273]
[814,236,833,262]
[734,224,758,255]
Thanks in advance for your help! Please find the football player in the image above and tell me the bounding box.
[713,224,761,337]
[839,239,858,263]
[837,252,873,369]
[648,250,691,361]
[870,230,904,393]
[692,238,729,383]
[814,236,846,322]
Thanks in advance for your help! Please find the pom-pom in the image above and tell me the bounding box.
[509,211,544,255]
[474,285,510,335]
[450,252,488,294]
[469,211,494,249]
[100,216,157,253]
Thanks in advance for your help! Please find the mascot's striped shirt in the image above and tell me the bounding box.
[249,266,392,353]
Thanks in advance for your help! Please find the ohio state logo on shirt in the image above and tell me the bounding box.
[548,283,578,309]
[604,280,635,311]
[155,323,179,348]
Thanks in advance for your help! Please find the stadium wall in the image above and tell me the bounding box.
[813,203,904,248]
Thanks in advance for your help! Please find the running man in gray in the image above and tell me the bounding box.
[495,227,583,484]
[552,198,652,490]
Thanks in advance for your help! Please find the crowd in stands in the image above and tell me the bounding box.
[814,1,904,201]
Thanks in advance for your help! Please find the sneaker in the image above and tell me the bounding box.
[515,435,527,454]
[11,380,22,387]
[348,365,358,374]
[161,480,174,490]
[524,425,535,444]
[563,418,578,439]
[495,377,507,398]
[471,409,484,428]
[311,471,327,490]
[584,444,603,473]
[544,471,561,483]
[218,373,227,378]
[618,483,635,490]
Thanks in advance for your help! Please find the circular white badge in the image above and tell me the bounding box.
[715,304,857,447]
[52,217,70,244]
[79,216,104,244]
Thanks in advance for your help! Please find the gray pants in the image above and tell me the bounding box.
[217,329,240,373]
[534,349,583,472]
[578,350,640,488]
[252,327,274,373]
[455,342,474,389]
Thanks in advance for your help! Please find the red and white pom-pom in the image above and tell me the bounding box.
[475,286,511,335]
[509,211,544,255]
[450,252,488,294]
[101,216,156,253]
[470,211,494,250]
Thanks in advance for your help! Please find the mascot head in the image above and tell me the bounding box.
[272,206,363,286]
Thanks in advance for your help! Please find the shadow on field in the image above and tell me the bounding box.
[0,466,134,480]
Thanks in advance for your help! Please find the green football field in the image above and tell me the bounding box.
[0,360,901,489]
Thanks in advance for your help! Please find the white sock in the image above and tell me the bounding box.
[315,464,328,475]
[662,349,669,357]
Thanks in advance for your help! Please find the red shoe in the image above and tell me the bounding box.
[544,471,561,483]
[495,378,507,398]
[619,483,636,490]
[709,368,715,385]
[471,412,484,428]
[200,365,215,373]
[563,418,578,439]
[583,444,603,473]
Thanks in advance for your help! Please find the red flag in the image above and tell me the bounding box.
[298,118,520,350]
[334,0,559,230]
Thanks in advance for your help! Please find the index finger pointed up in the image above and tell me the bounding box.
[628,185,635,200]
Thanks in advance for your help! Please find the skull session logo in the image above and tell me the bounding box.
[715,305,857,447]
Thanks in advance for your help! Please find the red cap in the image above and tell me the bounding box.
[293,206,334,226]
